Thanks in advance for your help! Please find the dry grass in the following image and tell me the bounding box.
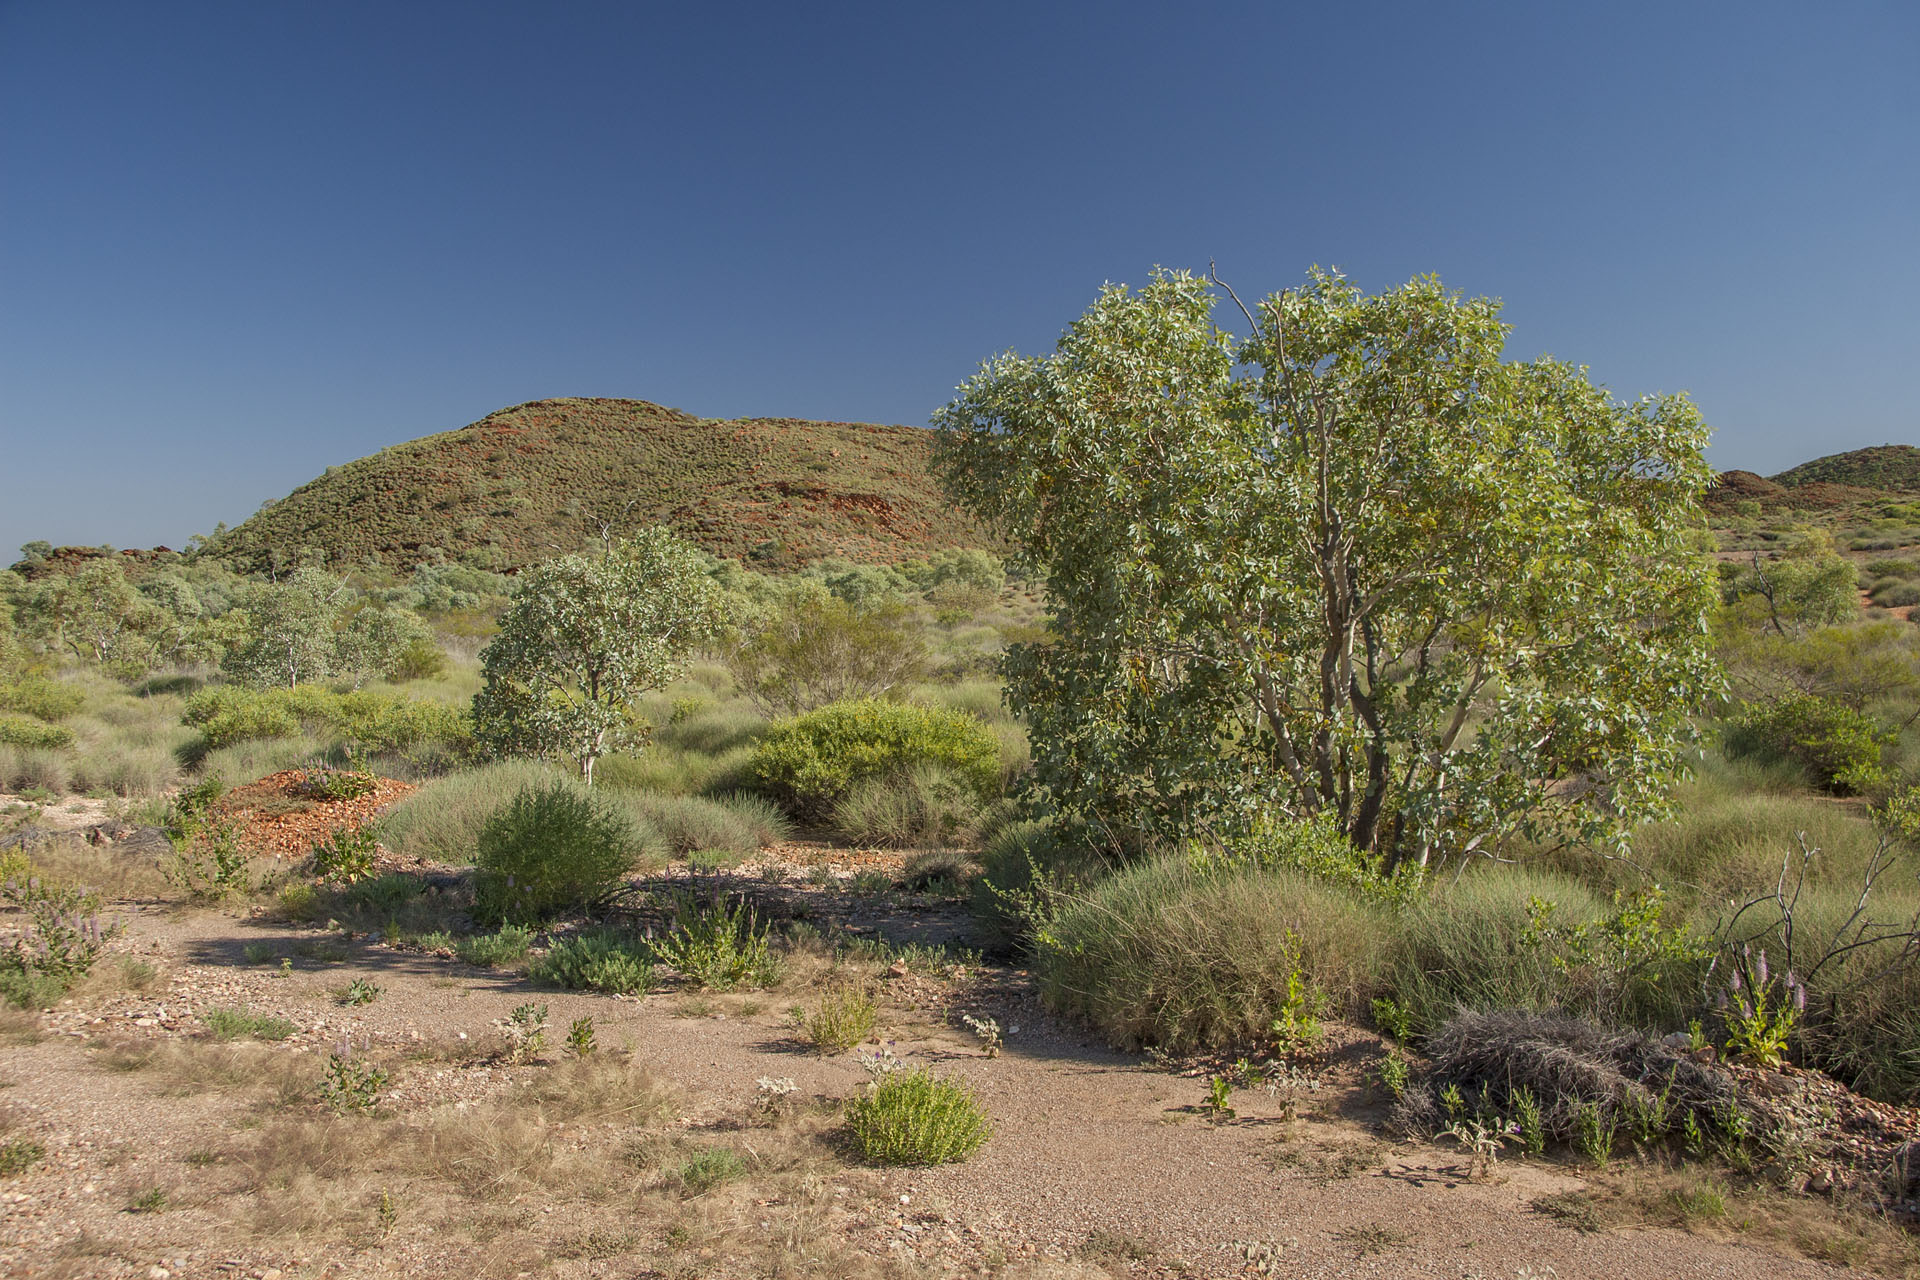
[22,836,176,901]
[90,1036,316,1100]
[1542,1165,1920,1277]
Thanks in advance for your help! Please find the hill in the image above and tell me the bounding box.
[203,398,993,573]
[1772,444,1920,493]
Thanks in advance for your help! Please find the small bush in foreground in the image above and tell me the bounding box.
[530,930,654,994]
[845,1067,991,1165]
[473,783,638,924]
[803,984,878,1052]
[308,825,378,883]
[652,894,782,990]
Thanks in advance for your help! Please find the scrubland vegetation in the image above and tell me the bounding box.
[5,273,1920,1273]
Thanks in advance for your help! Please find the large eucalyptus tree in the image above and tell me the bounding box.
[934,268,1719,868]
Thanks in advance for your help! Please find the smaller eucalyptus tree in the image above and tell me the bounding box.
[474,528,728,784]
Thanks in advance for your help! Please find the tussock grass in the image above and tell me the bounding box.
[612,790,789,856]
[1037,858,1386,1052]
[377,759,576,863]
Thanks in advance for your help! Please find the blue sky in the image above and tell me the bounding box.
[2,1,1914,555]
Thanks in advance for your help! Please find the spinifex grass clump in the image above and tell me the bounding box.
[844,1067,991,1165]
[652,893,783,990]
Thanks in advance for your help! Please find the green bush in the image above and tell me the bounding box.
[0,676,84,722]
[969,816,1111,951]
[1035,857,1386,1052]
[0,716,75,750]
[803,983,878,1051]
[1724,694,1892,794]
[455,925,534,967]
[203,1007,298,1041]
[652,894,782,990]
[473,784,640,925]
[530,929,654,994]
[844,1067,991,1165]
[308,825,378,883]
[181,686,300,748]
[832,762,985,848]
[749,698,1000,820]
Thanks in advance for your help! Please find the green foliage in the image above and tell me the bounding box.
[1035,857,1385,1052]
[455,925,534,967]
[730,592,926,716]
[165,819,253,901]
[970,816,1108,950]
[613,790,789,856]
[181,686,300,747]
[1725,693,1891,794]
[844,1067,991,1165]
[0,715,74,749]
[203,1007,297,1041]
[338,977,383,1006]
[222,568,349,689]
[832,762,985,848]
[673,1147,748,1195]
[802,983,878,1052]
[378,759,575,863]
[474,529,729,784]
[202,397,993,574]
[182,685,473,758]
[529,929,654,994]
[936,267,1718,865]
[749,698,1000,820]
[1773,444,1920,493]
[320,1043,388,1112]
[566,1016,596,1057]
[308,825,378,883]
[473,783,639,924]
[0,675,84,722]
[1371,997,1413,1043]
[297,768,378,801]
[652,894,782,990]
[0,1138,46,1177]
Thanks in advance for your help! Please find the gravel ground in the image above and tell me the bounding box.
[0,888,1902,1279]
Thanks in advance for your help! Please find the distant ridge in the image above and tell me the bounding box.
[202,397,993,573]
[1772,445,1920,494]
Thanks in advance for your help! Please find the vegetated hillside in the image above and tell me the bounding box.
[1772,444,1920,493]
[203,398,994,572]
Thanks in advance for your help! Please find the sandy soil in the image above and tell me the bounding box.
[0,873,1901,1280]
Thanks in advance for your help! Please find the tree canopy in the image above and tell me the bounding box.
[934,268,1720,867]
[473,528,728,783]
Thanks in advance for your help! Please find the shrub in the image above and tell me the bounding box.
[181,687,300,749]
[969,816,1110,951]
[672,1147,747,1195]
[0,676,84,722]
[1724,694,1892,795]
[530,930,654,994]
[844,1067,991,1165]
[749,698,1000,820]
[308,826,378,883]
[803,984,878,1052]
[832,762,985,848]
[296,767,379,802]
[473,783,639,925]
[455,925,534,967]
[1035,857,1385,1052]
[652,894,782,990]
[0,716,75,750]
[378,760,577,863]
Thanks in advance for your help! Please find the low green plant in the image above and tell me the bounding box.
[0,1138,45,1176]
[338,977,383,1006]
[1511,1085,1546,1156]
[674,1147,747,1196]
[297,767,379,802]
[203,1007,297,1041]
[1370,997,1412,1043]
[128,1187,168,1214]
[1375,1049,1410,1100]
[652,894,783,991]
[309,825,378,883]
[1203,1075,1236,1121]
[455,925,534,968]
[844,1066,991,1165]
[803,984,878,1052]
[1572,1100,1616,1166]
[1270,963,1325,1057]
[165,819,253,900]
[529,930,653,995]
[321,1042,388,1112]
[473,783,639,924]
[498,1002,548,1063]
[1719,945,1803,1068]
[567,1016,596,1057]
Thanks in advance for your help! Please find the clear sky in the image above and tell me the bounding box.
[2,1,1915,556]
